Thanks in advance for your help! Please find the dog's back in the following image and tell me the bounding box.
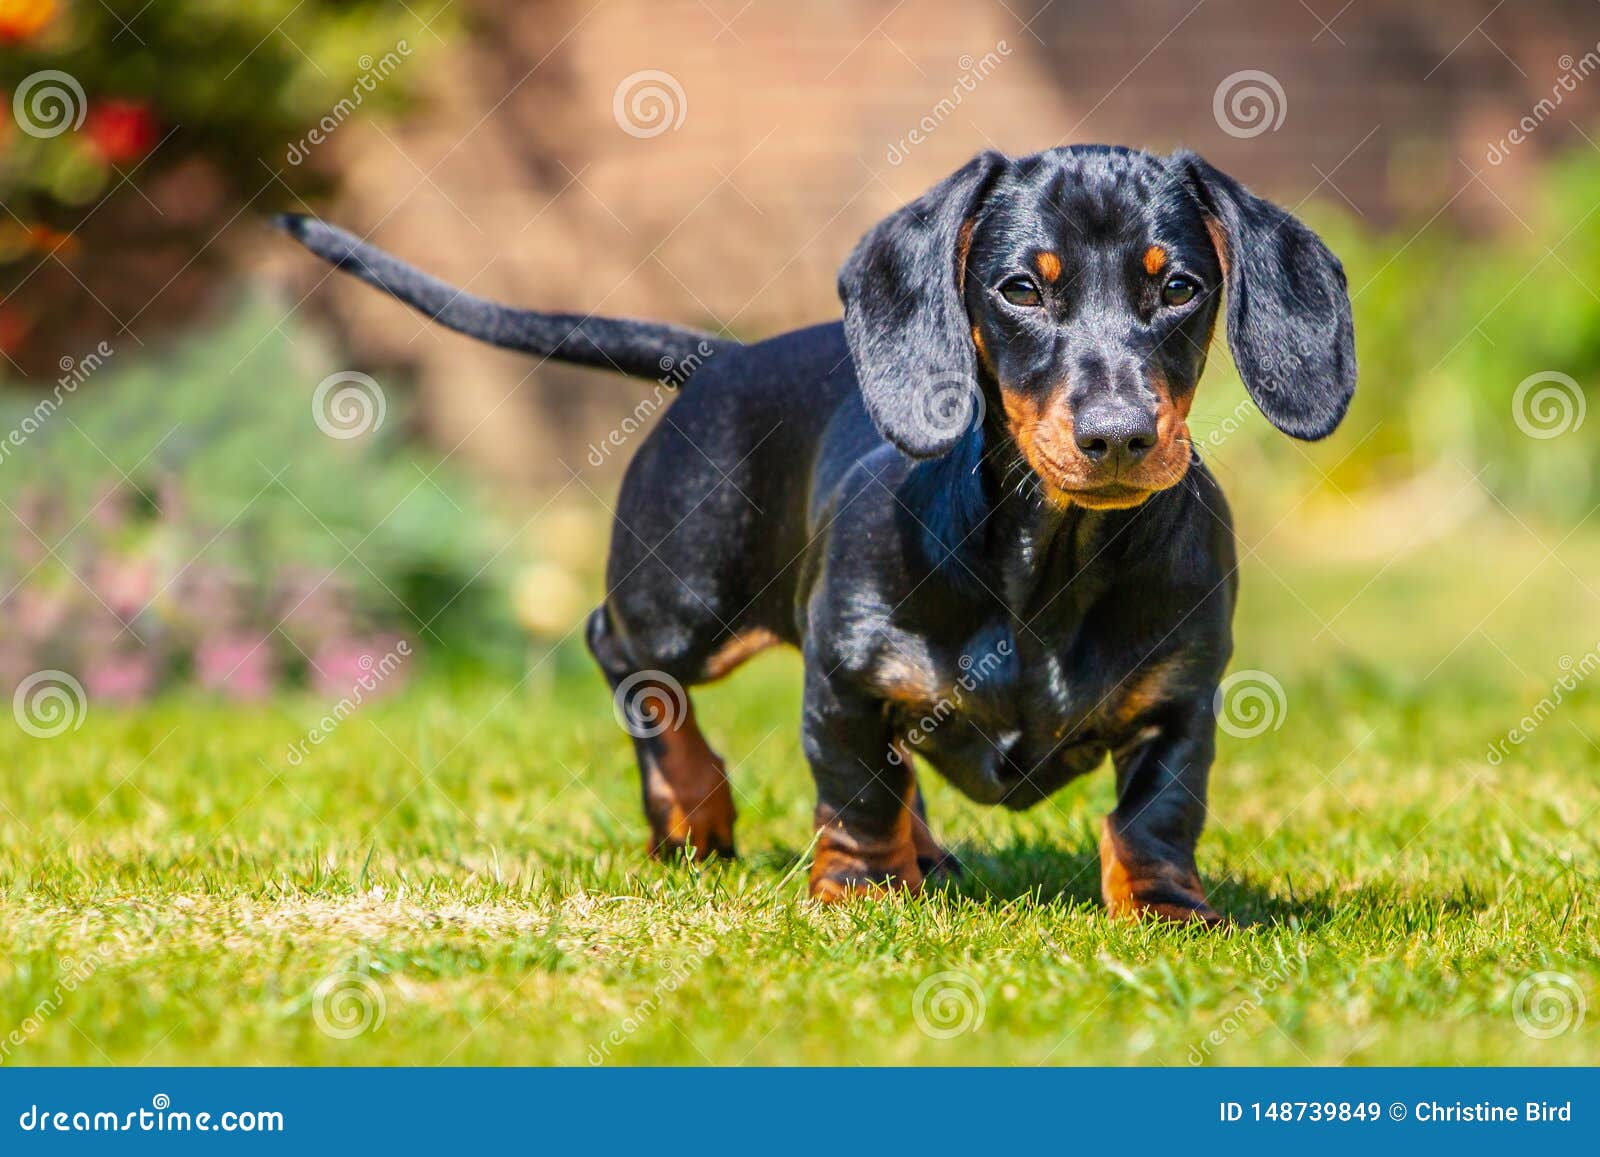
[602,322,864,657]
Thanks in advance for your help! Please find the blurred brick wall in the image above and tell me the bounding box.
[284,0,1600,486]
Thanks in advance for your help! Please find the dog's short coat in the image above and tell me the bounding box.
[279,143,1355,922]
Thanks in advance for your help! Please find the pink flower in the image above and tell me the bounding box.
[85,652,159,702]
[0,643,36,691]
[93,555,157,619]
[311,635,411,699]
[195,633,276,700]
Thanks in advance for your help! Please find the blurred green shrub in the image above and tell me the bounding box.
[0,297,518,697]
[0,0,451,359]
[0,0,451,210]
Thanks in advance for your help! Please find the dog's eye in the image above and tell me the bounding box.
[999,277,1042,307]
[1162,275,1198,307]
[992,275,1043,305]
[1000,277,1042,307]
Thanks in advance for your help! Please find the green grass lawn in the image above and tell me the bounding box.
[2,507,1597,1066]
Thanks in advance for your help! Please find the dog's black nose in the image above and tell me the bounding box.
[1074,405,1158,468]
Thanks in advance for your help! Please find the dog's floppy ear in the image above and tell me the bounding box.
[1173,151,1356,441]
[838,151,1007,458]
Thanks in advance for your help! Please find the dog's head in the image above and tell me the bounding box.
[839,145,1355,509]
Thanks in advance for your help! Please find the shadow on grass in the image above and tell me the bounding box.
[747,840,1309,925]
[933,838,1351,930]
[748,837,1486,933]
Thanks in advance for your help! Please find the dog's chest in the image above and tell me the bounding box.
[876,620,1131,805]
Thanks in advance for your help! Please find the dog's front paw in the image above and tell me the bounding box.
[808,825,923,903]
[1110,891,1225,926]
[1099,818,1224,927]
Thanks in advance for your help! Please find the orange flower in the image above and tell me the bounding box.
[25,223,76,257]
[0,304,29,356]
[0,0,56,44]
[0,221,77,262]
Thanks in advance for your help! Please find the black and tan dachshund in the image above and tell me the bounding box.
[277,143,1355,923]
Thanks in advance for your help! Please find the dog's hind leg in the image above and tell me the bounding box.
[586,606,737,861]
[802,670,923,901]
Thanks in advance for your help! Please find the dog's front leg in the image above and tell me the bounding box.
[1102,699,1223,925]
[802,670,922,902]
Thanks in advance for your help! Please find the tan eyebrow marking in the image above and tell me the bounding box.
[1034,251,1063,281]
[1143,245,1168,276]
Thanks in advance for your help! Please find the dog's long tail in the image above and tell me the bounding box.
[273,214,736,380]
